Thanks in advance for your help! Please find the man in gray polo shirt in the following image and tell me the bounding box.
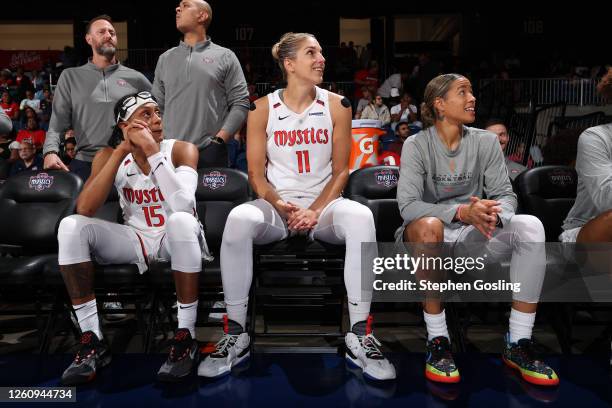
[152,0,249,168]
[43,15,151,180]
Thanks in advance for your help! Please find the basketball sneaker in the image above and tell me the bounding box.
[502,334,559,386]
[345,316,396,381]
[198,316,250,378]
[425,336,460,383]
[61,331,111,386]
[157,328,199,382]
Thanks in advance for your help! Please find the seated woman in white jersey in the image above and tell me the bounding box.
[396,74,558,386]
[57,91,210,385]
[197,33,396,381]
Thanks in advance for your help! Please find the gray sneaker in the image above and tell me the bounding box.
[198,317,250,378]
[61,331,111,386]
[157,328,199,382]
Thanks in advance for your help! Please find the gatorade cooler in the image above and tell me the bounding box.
[349,119,386,172]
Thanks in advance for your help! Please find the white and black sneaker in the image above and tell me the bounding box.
[61,331,111,386]
[157,328,199,382]
[345,316,396,381]
[198,316,250,378]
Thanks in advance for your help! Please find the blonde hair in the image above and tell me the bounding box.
[420,73,465,128]
[271,32,316,79]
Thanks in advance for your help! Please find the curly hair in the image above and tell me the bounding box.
[597,67,612,101]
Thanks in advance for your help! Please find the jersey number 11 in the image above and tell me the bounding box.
[296,150,311,174]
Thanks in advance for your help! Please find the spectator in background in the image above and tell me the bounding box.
[390,91,420,131]
[38,88,53,128]
[43,14,152,180]
[360,94,390,127]
[1,91,20,122]
[354,86,372,119]
[378,72,408,100]
[20,89,41,114]
[484,118,526,180]
[19,106,38,130]
[17,117,46,151]
[247,83,259,103]
[386,120,412,156]
[14,67,33,99]
[0,69,14,90]
[353,60,379,102]
[359,43,372,70]
[153,0,250,168]
[30,69,45,92]
[9,139,43,176]
[63,136,77,165]
[15,106,38,130]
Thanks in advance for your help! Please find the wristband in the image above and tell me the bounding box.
[43,150,59,158]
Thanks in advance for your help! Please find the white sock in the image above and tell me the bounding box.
[509,308,535,343]
[348,299,371,328]
[177,300,198,338]
[225,297,248,330]
[424,310,450,341]
[74,299,102,340]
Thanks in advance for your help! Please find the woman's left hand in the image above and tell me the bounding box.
[287,208,319,231]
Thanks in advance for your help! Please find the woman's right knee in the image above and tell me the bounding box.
[223,204,264,241]
[404,217,444,243]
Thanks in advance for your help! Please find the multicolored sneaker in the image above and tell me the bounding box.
[157,328,199,382]
[425,336,460,383]
[61,331,111,386]
[502,335,559,386]
[345,316,396,381]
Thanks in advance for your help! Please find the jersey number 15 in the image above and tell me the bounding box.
[143,205,165,227]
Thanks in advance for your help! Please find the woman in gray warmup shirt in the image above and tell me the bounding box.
[561,68,612,243]
[396,74,558,386]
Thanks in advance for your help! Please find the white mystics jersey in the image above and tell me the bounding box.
[115,139,177,235]
[266,86,333,207]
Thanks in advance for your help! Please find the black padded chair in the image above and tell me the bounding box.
[0,170,82,350]
[345,165,401,242]
[515,165,577,242]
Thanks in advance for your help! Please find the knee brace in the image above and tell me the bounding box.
[166,212,202,273]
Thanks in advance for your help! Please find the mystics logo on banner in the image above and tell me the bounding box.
[29,173,54,191]
[375,169,399,188]
[202,171,227,190]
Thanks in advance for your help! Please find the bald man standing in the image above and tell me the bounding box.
[152,0,249,168]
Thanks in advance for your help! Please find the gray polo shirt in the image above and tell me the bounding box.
[152,38,250,149]
[397,125,517,231]
[43,61,152,161]
[563,124,612,231]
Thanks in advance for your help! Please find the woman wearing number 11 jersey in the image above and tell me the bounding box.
[198,32,396,381]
